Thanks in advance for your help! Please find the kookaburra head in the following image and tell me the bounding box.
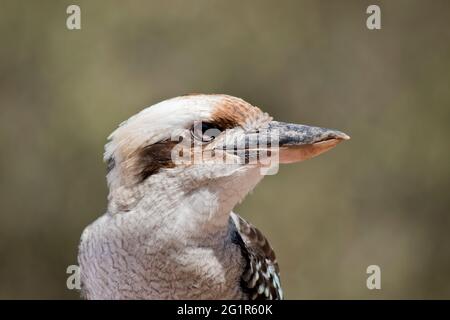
[79,94,349,300]
[104,94,348,222]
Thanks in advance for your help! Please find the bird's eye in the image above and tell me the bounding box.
[192,122,221,143]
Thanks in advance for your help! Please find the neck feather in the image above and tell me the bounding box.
[107,166,264,237]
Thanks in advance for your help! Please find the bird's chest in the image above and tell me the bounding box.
[80,215,245,299]
[135,235,245,299]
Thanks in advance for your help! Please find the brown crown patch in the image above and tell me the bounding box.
[210,96,264,130]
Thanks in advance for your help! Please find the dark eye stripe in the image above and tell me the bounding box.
[136,140,177,182]
[106,156,115,174]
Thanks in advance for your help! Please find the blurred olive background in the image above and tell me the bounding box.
[1,0,449,299]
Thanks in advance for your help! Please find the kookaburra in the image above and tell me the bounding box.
[78,94,349,300]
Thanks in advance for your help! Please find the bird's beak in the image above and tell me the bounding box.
[213,120,349,166]
[267,121,350,164]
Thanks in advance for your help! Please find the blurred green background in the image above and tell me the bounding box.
[1,0,449,299]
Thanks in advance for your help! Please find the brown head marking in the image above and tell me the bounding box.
[210,95,266,130]
[132,140,177,182]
